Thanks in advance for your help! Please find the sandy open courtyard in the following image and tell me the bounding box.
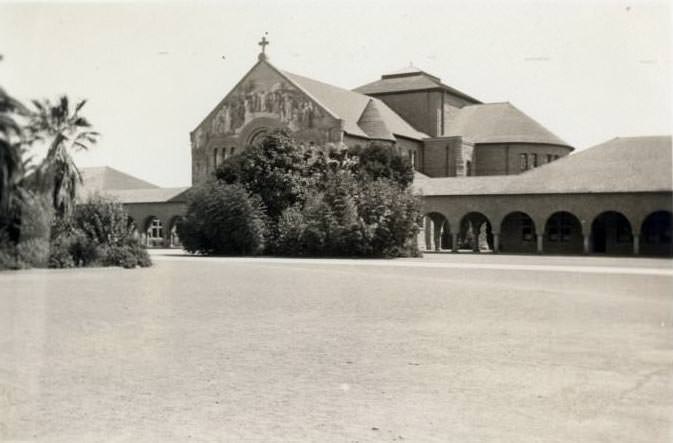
[1,253,672,442]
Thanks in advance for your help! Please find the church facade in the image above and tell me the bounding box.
[190,51,574,184]
[82,44,673,257]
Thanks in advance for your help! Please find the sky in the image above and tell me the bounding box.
[0,0,670,187]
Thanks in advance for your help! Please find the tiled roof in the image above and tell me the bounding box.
[80,166,189,203]
[102,187,190,204]
[358,100,395,141]
[416,136,672,196]
[80,166,158,193]
[444,102,570,146]
[281,69,428,141]
[354,68,480,103]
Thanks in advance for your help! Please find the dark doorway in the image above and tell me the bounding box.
[544,211,583,254]
[641,211,673,256]
[591,211,632,255]
[500,211,536,253]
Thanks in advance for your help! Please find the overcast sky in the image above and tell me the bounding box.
[1,0,670,187]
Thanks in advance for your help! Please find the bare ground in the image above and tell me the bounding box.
[1,253,671,442]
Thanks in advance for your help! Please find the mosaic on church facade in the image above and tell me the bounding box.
[192,62,340,151]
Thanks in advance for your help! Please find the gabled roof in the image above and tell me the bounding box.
[282,70,370,138]
[80,166,158,192]
[444,102,570,147]
[416,136,672,196]
[354,66,480,103]
[79,166,190,204]
[102,187,191,204]
[282,69,428,141]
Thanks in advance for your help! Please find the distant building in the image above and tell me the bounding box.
[81,42,673,256]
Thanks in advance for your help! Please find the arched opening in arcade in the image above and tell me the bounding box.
[144,216,164,248]
[168,216,184,249]
[422,212,451,251]
[591,211,632,255]
[640,211,673,256]
[499,211,536,253]
[544,211,583,254]
[459,212,493,252]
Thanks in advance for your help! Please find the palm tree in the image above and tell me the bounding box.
[0,85,27,215]
[28,96,99,217]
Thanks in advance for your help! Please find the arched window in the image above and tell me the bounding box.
[147,218,163,240]
[248,128,268,146]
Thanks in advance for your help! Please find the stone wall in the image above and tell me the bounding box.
[371,90,474,138]
[421,136,474,177]
[373,91,441,137]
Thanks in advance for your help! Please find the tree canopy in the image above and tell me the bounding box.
[186,131,422,257]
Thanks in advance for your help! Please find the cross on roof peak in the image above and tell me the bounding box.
[258,33,270,60]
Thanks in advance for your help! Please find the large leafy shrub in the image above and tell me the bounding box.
[350,142,414,188]
[215,131,314,219]
[178,181,268,255]
[357,179,422,257]
[0,191,53,269]
[206,132,422,258]
[47,194,151,269]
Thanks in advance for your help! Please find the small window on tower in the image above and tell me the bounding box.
[531,153,538,168]
[466,161,472,176]
[520,153,528,171]
[547,154,553,163]
[230,147,235,156]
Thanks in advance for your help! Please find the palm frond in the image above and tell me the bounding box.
[75,99,87,113]
[73,116,91,128]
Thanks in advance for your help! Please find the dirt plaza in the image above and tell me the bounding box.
[1,253,672,442]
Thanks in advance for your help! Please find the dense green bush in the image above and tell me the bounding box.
[272,174,421,257]
[72,195,136,246]
[0,191,53,269]
[215,132,315,219]
[178,181,268,255]
[357,179,422,257]
[40,194,151,269]
[57,194,151,268]
[350,142,414,188]
[199,132,421,258]
[47,233,76,268]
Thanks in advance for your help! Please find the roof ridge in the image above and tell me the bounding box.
[467,101,511,107]
[614,135,672,140]
[282,69,365,98]
[274,68,343,121]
